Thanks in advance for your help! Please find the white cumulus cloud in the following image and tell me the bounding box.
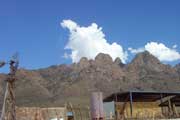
[128,47,144,54]
[128,42,180,62]
[61,19,128,63]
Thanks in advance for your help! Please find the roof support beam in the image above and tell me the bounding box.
[129,92,133,118]
[160,93,164,115]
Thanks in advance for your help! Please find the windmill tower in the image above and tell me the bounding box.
[0,54,19,120]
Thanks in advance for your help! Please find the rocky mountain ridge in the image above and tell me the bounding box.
[0,51,180,108]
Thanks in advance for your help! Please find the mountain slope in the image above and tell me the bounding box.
[0,51,180,108]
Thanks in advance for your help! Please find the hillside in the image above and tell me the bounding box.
[0,51,180,108]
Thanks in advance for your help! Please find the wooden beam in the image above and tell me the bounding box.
[160,93,164,115]
[168,99,173,117]
[130,92,133,118]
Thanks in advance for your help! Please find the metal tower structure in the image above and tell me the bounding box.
[0,54,19,120]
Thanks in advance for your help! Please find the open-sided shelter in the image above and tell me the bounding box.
[103,91,180,119]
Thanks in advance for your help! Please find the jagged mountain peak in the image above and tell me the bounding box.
[114,57,125,67]
[95,53,113,63]
[77,57,90,69]
[114,57,121,64]
[131,51,161,65]
[127,51,170,73]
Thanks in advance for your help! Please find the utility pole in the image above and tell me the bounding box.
[0,54,19,120]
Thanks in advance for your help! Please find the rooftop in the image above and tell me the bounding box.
[103,91,180,102]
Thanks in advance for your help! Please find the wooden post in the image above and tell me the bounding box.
[87,106,91,120]
[168,99,173,117]
[69,102,76,120]
[115,94,118,120]
[160,93,164,116]
[46,108,50,120]
[78,105,82,120]
[129,92,133,118]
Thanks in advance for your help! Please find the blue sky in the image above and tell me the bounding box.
[0,0,180,72]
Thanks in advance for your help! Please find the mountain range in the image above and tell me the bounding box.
[0,51,180,108]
